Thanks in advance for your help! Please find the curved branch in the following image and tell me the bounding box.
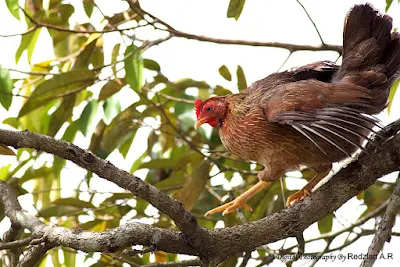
[16,243,51,267]
[0,119,399,263]
[0,180,196,255]
[126,1,342,54]
[19,7,141,34]
[361,175,400,267]
[0,128,209,252]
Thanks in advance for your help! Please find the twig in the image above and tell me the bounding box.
[19,7,141,34]
[0,236,34,250]
[295,0,325,45]
[123,245,156,256]
[141,259,202,267]
[277,51,293,71]
[239,251,252,267]
[8,68,53,76]
[361,175,400,267]
[0,26,38,38]
[1,224,22,267]
[285,233,305,266]
[126,1,342,53]
[281,197,390,253]
[309,238,333,267]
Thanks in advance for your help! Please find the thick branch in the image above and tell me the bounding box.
[361,175,400,267]
[0,180,196,255]
[0,120,399,262]
[0,129,210,252]
[206,120,400,262]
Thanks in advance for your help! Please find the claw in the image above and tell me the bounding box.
[205,199,253,216]
[286,189,311,206]
[205,181,271,216]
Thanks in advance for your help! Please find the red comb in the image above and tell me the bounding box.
[194,99,203,118]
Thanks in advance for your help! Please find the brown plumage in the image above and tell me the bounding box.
[194,4,400,216]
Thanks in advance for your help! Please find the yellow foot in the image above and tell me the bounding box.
[286,189,311,207]
[205,198,253,216]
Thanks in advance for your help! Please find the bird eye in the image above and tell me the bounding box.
[205,106,213,112]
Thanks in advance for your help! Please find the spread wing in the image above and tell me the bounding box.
[260,79,381,157]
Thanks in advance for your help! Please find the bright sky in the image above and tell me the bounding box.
[0,0,400,266]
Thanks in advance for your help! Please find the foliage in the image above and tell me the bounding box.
[0,0,399,267]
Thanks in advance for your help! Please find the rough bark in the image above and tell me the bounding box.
[0,120,399,264]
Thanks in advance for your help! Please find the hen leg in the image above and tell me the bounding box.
[205,181,271,216]
[205,167,283,216]
[286,165,331,206]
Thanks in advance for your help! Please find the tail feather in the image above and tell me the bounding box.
[335,4,400,113]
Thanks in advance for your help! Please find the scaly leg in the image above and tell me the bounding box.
[286,165,331,206]
[205,181,272,216]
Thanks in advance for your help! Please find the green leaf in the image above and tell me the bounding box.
[103,193,133,203]
[139,159,177,170]
[0,164,11,181]
[0,66,13,110]
[111,43,120,78]
[91,46,104,68]
[119,133,135,158]
[83,0,94,17]
[62,249,75,267]
[38,206,85,218]
[218,65,232,81]
[98,80,124,101]
[100,104,140,155]
[72,35,100,70]
[214,85,232,96]
[318,213,334,234]
[15,27,41,63]
[227,0,246,20]
[47,95,76,136]
[19,70,95,117]
[174,161,209,210]
[62,121,79,142]
[103,95,121,124]
[5,0,20,20]
[388,78,399,114]
[78,100,98,136]
[237,65,247,91]
[143,58,161,72]
[386,0,393,12]
[124,44,143,92]
[52,198,95,209]
[3,117,19,128]
[130,150,148,173]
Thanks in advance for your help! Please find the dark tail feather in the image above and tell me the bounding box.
[335,4,400,114]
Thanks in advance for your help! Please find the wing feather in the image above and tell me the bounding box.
[272,107,380,157]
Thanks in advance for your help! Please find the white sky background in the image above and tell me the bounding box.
[0,0,400,266]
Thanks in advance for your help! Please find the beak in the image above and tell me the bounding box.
[194,118,207,130]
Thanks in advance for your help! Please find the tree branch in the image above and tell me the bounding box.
[0,237,34,250]
[0,26,39,38]
[19,7,142,35]
[126,1,342,54]
[295,0,325,45]
[361,175,400,267]
[0,118,399,263]
[16,243,51,267]
[0,180,197,256]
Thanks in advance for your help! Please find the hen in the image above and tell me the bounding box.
[194,4,400,216]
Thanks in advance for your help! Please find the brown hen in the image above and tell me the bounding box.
[194,4,400,216]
